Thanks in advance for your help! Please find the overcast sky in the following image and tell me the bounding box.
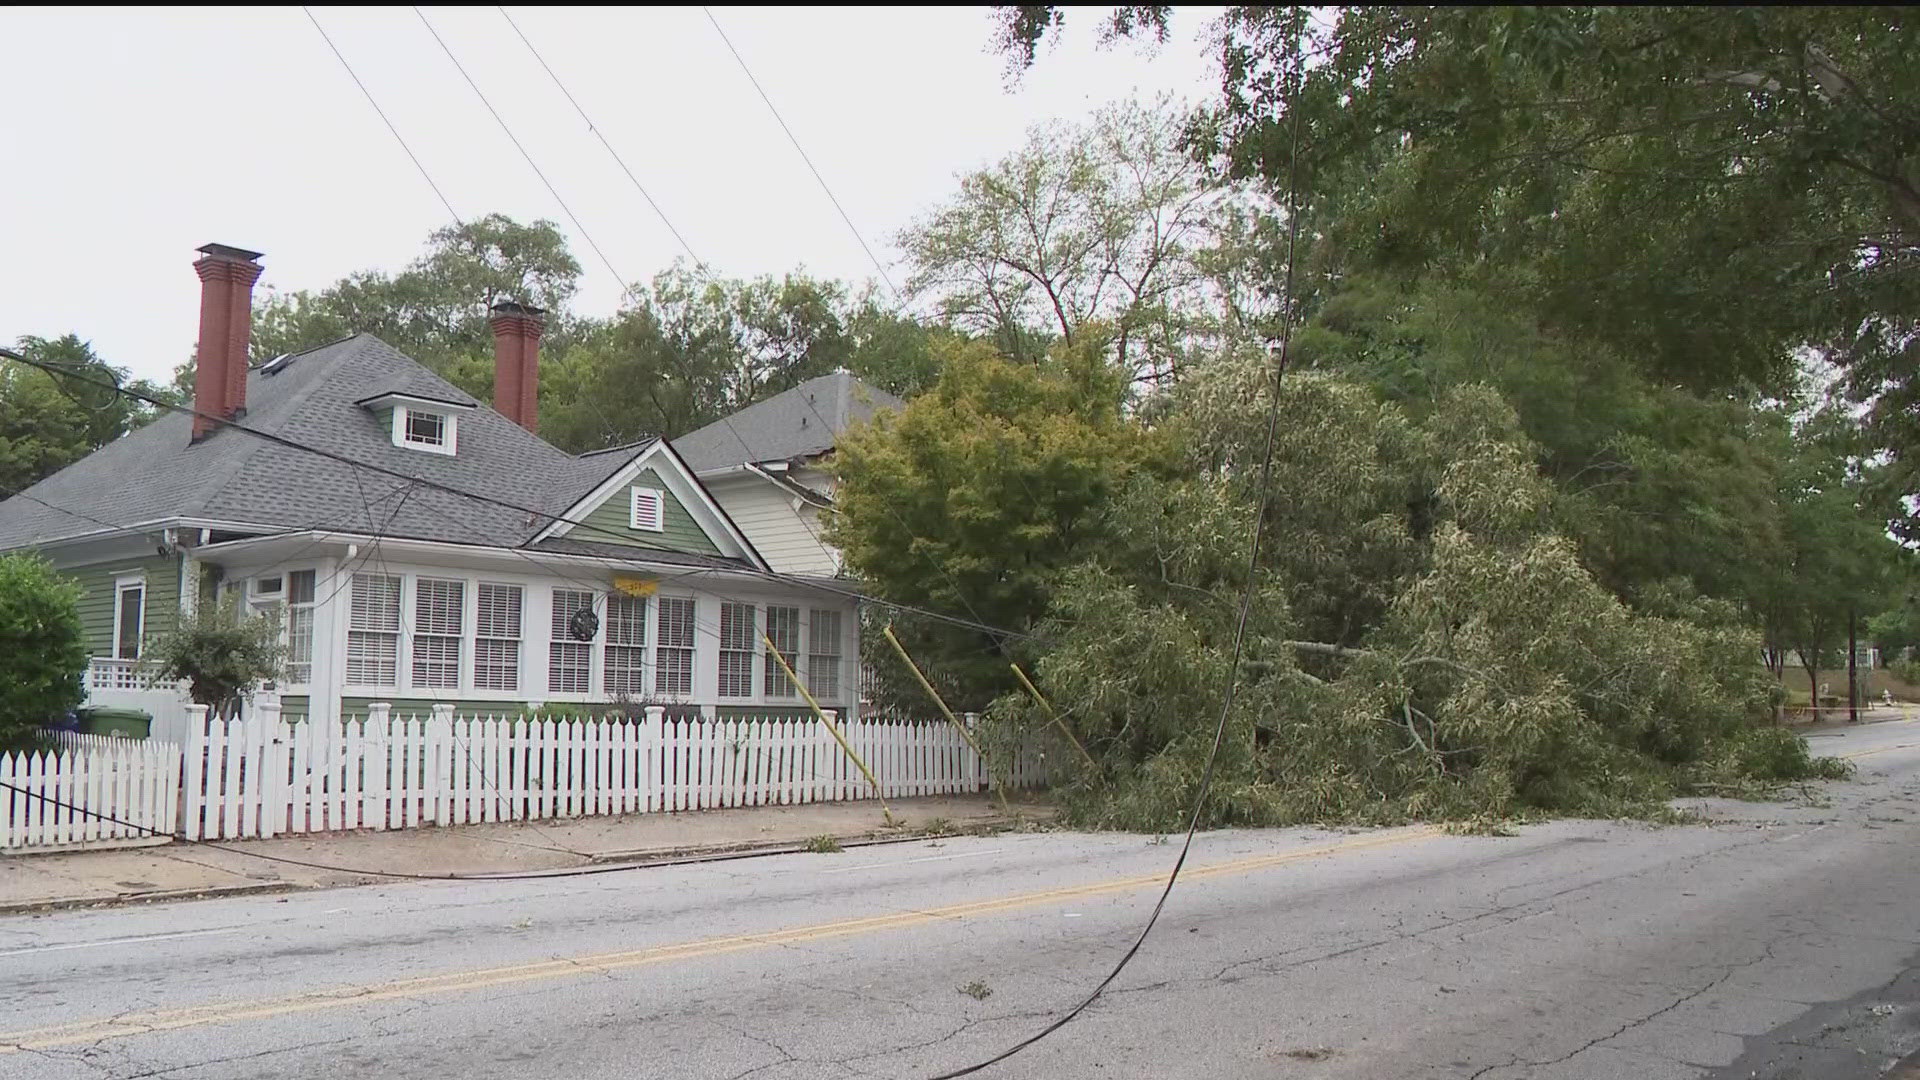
[2,6,1223,383]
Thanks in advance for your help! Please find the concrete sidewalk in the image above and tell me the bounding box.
[0,795,1050,913]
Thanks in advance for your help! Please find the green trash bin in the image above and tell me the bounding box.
[75,706,153,740]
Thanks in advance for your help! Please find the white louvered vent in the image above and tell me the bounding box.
[630,486,665,532]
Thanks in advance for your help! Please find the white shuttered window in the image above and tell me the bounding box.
[654,596,695,696]
[474,584,523,691]
[808,609,843,701]
[764,606,800,697]
[603,595,648,696]
[549,589,594,694]
[346,573,401,686]
[411,578,465,688]
[286,570,316,683]
[718,602,756,698]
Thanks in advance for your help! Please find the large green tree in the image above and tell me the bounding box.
[1,335,174,498]
[999,6,1920,521]
[899,98,1230,388]
[249,214,585,377]
[829,334,1158,703]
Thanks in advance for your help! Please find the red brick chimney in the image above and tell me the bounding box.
[191,243,264,442]
[488,301,545,433]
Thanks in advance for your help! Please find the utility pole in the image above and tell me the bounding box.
[1849,608,1859,723]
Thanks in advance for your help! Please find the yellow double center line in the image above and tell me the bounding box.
[0,828,1436,1052]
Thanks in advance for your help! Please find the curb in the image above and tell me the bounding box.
[0,814,1047,915]
[0,880,297,917]
[581,814,1037,867]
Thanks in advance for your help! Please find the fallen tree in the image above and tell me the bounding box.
[986,364,1850,829]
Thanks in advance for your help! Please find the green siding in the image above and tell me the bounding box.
[574,468,719,555]
[715,706,817,721]
[68,555,181,658]
[339,697,527,720]
[279,695,310,721]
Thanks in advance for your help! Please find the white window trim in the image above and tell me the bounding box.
[391,406,458,456]
[629,486,666,532]
[112,573,146,660]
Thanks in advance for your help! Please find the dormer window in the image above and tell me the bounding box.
[403,408,448,450]
[358,391,473,457]
[393,406,456,455]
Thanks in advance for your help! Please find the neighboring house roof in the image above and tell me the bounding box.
[0,335,657,554]
[673,371,903,473]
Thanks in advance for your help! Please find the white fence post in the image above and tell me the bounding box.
[430,703,453,826]
[964,712,981,791]
[182,703,209,840]
[643,706,664,813]
[254,696,283,838]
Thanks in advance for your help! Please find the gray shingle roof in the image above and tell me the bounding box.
[0,335,658,554]
[672,371,903,474]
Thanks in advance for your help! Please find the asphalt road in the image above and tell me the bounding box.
[4,720,1920,1080]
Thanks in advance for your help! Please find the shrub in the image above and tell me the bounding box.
[150,605,285,720]
[0,553,87,752]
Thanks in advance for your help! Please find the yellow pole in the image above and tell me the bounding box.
[764,633,893,823]
[1010,663,1101,774]
[882,624,1009,810]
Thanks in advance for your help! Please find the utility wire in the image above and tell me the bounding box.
[927,19,1312,1077]
[497,6,708,271]
[303,7,464,225]
[700,7,903,301]
[412,6,632,295]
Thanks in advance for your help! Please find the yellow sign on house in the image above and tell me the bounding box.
[611,574,658,598]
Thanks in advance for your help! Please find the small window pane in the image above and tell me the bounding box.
[654,596,695,696]
[474,583,522,691]
[549,589,594,695]
[115,586,145,660]
[808,609,843,701]
[764,606,800,697]
[603,595,648,696]
[403,409,446,446]
[346,573,401,686]
[718,602,756,698]
[411,579,465,689]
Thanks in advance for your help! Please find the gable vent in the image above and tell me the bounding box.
[630,487,665,532]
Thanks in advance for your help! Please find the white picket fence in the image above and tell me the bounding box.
[1,733,182,851]
[182,703,1050,841]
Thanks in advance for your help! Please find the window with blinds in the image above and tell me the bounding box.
[764,606,800,697]
[654,596,695,696]
[411,578,465,688]
[286,570,317,683]
[603,595,648,696]
[346,573,401,686]
[474,583,523,691]
[808,609,843,701]
[549,589,594,695]
[718,602,756,698]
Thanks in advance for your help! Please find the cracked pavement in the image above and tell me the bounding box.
[3,719,1920,1078]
